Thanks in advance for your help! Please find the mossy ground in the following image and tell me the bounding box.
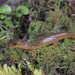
[0,0,75,75]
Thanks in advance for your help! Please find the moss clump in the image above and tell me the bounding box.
[0,64,21,75]
[30,38,75,75]
[28,0,73,42]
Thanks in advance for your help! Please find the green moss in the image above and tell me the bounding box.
[0,64,21,75]
[31,38,75,74]
[0,0,75,75]
[28,0,73,42]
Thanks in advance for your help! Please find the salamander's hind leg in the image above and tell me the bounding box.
[49,41,57,47]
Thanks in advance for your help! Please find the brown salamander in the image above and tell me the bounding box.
[8,32,75,55]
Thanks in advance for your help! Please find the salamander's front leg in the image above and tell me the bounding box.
[32,46,36,56]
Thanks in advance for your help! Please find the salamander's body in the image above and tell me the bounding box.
[8,32,75,55]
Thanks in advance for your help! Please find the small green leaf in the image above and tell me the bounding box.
[34,69,44,75]
[4,18,13,27]
[0,5,12,14]
[0,15,5,19]
[15,12,22,17]
[16,5,29,15]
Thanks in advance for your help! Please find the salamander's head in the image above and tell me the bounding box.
[8,38,31,49]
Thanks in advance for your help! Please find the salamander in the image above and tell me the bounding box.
[8,32,75,56]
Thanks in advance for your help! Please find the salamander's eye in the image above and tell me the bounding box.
[13,42,17,45]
